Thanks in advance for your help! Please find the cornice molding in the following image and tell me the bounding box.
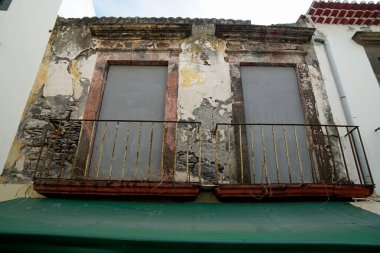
[90,23,192,40]
[352,32,380,45]
[215,25,315,44]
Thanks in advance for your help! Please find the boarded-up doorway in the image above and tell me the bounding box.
[89,65,168,180]
[241,66,313,184]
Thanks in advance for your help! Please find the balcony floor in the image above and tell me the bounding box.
[33,179,200,201]
[33,179,373,201]
[215,184,374,201]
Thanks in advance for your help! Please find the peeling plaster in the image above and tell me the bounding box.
[178,25,232,121]
[306,48,335,125]
[43,60,73,97]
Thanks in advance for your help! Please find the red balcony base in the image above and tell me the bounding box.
[215,184,374,201]
[34,180,200,201]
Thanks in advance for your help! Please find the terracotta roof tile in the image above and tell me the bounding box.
[305,0,380,25]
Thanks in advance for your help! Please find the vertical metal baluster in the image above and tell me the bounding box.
[228,125,232,183]
[293,125,304,183]
[215,127,220,183]
[134,122,142,180]
[46,121,62,178]
[71,122,86,178]
[198,125,202,184]
[41,129,53,179]
[272,125,280,184]
[121,122,131,180]
[34,126,48,179]
[186,123,191,182]
[96,121,108,179]
[261,125,269,185]
[58,122,73,179]
[173,122,178,181]
[147,122,154,181]
[239,125,244,184]
[282,125,292,183]
[249,126,255,184]
[304,126,317,183]
[109,121,119,180]
[335,127,350,182]
[356,128,374,185]
[83,121,96,178]
[160,124,166,181]
[314,126,326,178]
[325,126,338,182]
[346,127,363,185]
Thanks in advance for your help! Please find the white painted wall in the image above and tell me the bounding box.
[310,23,380,195]
[0,0,95,175]
[0,0,63,174]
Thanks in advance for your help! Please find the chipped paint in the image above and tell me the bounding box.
[70,59,83,100]
[43,60,73,97]
[179,65,205,87]
[178,30,232,121]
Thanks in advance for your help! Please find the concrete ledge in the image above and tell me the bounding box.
[0,183,44,202]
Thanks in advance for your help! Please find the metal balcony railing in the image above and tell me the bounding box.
[33,119,202,184]
[214,123,374,187]
[32,119,374,199]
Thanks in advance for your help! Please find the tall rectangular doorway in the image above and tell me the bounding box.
[89,65,168,180]
[241,66,313,184]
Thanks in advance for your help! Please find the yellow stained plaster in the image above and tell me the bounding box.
[70,59,83,100]
[0,183,44,202]
[4,139,24,170]
[180,67,205,87]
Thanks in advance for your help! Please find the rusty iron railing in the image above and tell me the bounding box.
[33,119,374,192]
[214,123,374,187]
[33,119,202,184]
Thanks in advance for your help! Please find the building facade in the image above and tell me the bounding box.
[0,1,380,252]
[0,14,375,200]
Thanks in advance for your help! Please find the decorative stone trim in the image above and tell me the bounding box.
[352,31,380,45]
[215,25,315,44]
[90,23,192,40]
[56,17,251,26]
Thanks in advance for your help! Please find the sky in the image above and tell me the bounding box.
[93,0,314,25]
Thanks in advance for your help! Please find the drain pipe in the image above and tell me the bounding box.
[313,36,354,125]
[314,36,375,187]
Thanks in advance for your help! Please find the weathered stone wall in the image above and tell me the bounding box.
[2,17,345,186]
[2,20,97,183]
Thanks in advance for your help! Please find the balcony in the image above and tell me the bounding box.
[214,123,374,200]
[33,119,374,201]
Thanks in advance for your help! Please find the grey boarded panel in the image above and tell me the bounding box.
[241,66,304,124]
[89,66,167,180]
[241,66,313,183]
[98,65,167,121]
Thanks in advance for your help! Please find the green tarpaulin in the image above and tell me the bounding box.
[0,198,379,252]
